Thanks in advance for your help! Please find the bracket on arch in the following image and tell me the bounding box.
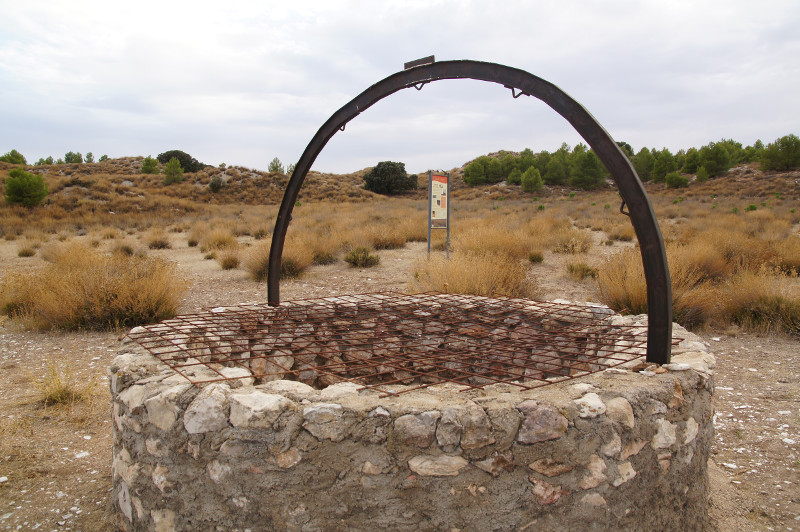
[505,85,530,99]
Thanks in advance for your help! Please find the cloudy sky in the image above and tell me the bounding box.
[1,1,798,174]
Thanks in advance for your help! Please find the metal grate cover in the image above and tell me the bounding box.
[127,292,654,395]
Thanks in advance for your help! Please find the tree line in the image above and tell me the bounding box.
[462,133,800,190]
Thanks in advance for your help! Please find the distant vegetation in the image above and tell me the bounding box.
[363,161,418,195]
[462,134,799,192]
[3,168,48,206]
[156,150,206,173]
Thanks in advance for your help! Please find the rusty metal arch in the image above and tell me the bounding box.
[267,59,672,364]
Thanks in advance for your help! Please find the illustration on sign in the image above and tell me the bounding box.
[430,173,448,228]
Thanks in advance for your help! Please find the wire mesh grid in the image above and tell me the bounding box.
[127,292,655,396]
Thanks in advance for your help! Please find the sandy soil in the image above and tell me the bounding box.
[0,233,798,531]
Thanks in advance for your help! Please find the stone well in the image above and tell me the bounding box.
[109,296,714,531]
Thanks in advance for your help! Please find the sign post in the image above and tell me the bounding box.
[428,171,450,257]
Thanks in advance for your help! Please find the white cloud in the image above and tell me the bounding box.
[0,0,798,171]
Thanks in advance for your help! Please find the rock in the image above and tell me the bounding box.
[145,439,169,458]
[652,419,677,449]
[613,462,636,487]
[684,417,699,444]
[184,384,230,434]
[151,464,171,493]
[601,433,622,457]
[151,508,176,532]
[274,448,302,469]
[395,411,441,448]
[207,460,231,483]
[528,458,574,477]
[303,403,353,442]
[408,455,469,477]
[581,493,607,507]
[436,408,462,452]
[575,393,606,418]
[529,478,568,505]
[516,400,568,444]
[229,391,295,428]
[362,461,382,475]
[605,397,635,429]
[218,366,254,387]
[459,403,495,450]
[668,380,684,409]
[579,455,607,489]
[568,383,597,398]
[258,379,315,399]
[663,363,691,371]
[320,382,363,400]
[474,451,514,476]
[620,439,648,460]
[118,482,132,522]
[145,383,191,431]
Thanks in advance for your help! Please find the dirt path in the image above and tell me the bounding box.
[0,236,798,530]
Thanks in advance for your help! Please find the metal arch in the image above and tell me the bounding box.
[267,59,672,364]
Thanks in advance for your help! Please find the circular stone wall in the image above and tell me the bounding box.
[109,302,714,531]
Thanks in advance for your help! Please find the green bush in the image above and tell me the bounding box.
[363,161,417,195]
[0,149,26,164]
[209,175,224,193]
[695,166,709,183]
[99,154,109,162]
[568,151,606,190]
[698,142,732,177]
[506,168,522,185]
[344,247,380,267]
[84,152,95,163]
[35,156,54,166]
[665,171,689,188]
[760,134,800,170]
[64,151,83,164]
[162,157,184,185]
[520,166,543,193]
[4,169,48,206]
[268,157,285,173]
[157,150,205,172]
[141,155,159,174]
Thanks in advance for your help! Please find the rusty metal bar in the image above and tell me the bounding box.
[267,60,672,364]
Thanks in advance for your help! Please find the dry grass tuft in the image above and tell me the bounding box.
[410,251,537,298]
[0,244,187,330]
[550,226,593,254]
[217,250,241,270]
[244,239,314,280]
[35,359,95,406]
[567,261,598,280]
[724,271,800,333]
[344,247,380,268]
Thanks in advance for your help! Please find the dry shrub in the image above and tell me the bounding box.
[17,245,36,257]
[35,359,95,406]
[0,244,187,330]
[145,229,171,249]
[567,261,598,280]
[608,224,635,242]
[454,225,531,261]
[201,226,238,251]
[550,226,593,254]
[217,250,240,270]
[245,239,313,281]
[723,271,800,333]
[595,245,719,329]
[772,236,800,274]
[344,247,380,267]
[694,229,775,272]
[410,251,537,298]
